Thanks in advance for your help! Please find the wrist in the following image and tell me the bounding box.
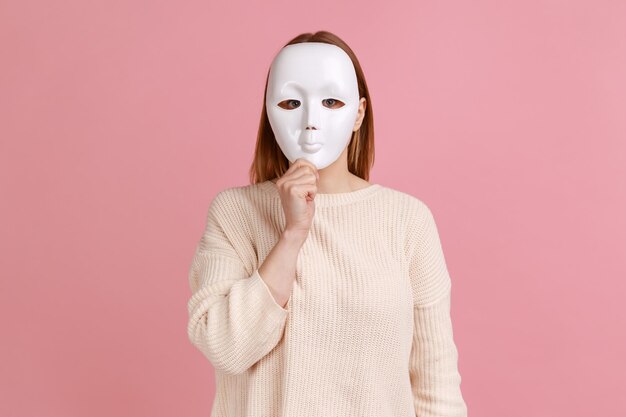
[281,228,308,248]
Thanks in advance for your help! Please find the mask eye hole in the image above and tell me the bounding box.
[323,98,345,109]
[277,98,345,110]
[277,99,301,110]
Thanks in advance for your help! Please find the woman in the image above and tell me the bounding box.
[187,31,468,417]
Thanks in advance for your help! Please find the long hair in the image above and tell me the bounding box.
[249,31,375,184]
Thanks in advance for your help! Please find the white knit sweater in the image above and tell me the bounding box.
[187,180,468,417]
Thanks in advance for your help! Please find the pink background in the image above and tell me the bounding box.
[1,1,625,416]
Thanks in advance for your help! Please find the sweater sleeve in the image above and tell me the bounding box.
[186,192,290,375]
[407,203,468,417]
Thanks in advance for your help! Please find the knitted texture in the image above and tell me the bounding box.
[186,180,468,417]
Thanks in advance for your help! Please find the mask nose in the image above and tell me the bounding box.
[304,98,321,131]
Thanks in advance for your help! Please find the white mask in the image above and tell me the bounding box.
[265,42,361,170]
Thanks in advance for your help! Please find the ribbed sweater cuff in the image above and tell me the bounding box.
[249,268,290,314]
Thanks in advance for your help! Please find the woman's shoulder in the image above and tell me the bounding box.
[206,181,276,223]
[211,181,273,205]
[376,183,431,213]
[374,184,443,240]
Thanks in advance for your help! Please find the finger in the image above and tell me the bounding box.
[292,159,319,181]
[293,158,319,176]
[282,171,318,190]
[292,183,317,201]
[283,164,317,184]
[278,159,319,187]
[292,164,319,180]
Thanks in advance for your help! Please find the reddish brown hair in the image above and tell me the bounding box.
[248,31,375,184]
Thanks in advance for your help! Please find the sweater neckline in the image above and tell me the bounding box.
[258,180,383,208]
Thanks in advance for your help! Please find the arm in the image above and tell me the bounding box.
[186,192,289,375]
[408,203,468,417]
